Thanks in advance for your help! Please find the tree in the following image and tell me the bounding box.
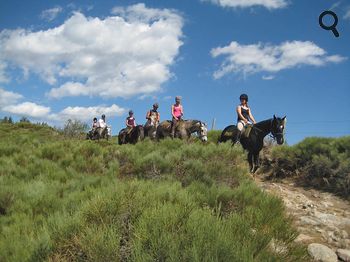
[62,119,88,138]
[19,117,30,123]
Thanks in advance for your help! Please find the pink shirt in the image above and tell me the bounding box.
[173,104,182,118]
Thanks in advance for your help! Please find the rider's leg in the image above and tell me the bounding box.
[171,118,177,138]
[235,121,244,143]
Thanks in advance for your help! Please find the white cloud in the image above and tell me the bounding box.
[0,61,9,83]
[0,4,183,99]
[40,6,63,21]
[211,41,346,79]
[0,88,23,108]
[2,102,50,118]
[202,0,288,9]
[262,75,275,80]
[50,104,126,121]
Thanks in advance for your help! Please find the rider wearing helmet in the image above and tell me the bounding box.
[126,110,136,129]
[171,96,184,138]
[236,94,256,143]
[98,114,107,137]
[146,103,160,127]
[119,110,137,144]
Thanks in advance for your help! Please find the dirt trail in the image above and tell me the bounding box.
[256,178,350,251]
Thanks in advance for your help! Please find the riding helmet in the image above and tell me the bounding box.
[153,103,159,108]
[129,110,133,114]
[101,114,106,118]
[239,94,248,102]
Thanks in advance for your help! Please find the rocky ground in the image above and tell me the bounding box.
[257,177,350,261]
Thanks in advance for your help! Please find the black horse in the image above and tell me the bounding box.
[118,125,145,145]
[219,115,286,173]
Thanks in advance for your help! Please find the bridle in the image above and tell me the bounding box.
[252,119,284,141]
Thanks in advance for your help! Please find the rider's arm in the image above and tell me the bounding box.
[236,106,247,122]
[248,109,256,124]
[146,111,150,120]
[180,105,184,116]
[157,112,160,122]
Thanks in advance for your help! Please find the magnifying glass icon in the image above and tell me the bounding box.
[319,10,339,37]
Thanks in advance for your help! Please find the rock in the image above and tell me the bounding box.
[300,216,321,226]
[308,243,338,262]
[337,249,350,261]
[295,234,314,243]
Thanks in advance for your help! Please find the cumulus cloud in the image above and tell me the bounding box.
[40,6,63,21]
[0,88,23,108]
[211,41,346,79]
[0,61,9,83]
[202,0,288,9]
[2,102,50,118]
[1,98,126,123]
[50,104,126,121]
[0,4,183,99]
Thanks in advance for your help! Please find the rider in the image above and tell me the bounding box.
[236,94,256,143]
[126,110,136,130]
[98,114,107,136]
[119,110,136,144]
[145,103,160,127]
[171,96,184,138]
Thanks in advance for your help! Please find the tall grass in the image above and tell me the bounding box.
[0,122,306,261]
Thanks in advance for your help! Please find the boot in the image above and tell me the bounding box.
[234,130,241,144]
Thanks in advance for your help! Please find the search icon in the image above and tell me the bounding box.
[319,10,339,37]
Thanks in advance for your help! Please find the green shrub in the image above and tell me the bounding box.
[0,123,307,261]
[263,136,350,198]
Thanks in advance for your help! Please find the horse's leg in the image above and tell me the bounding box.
[252,152,260,174]
[248,152,253,173]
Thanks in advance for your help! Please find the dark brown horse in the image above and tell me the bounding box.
[156,120,208,142]
[219,115,286,173]
[118,125,144,145]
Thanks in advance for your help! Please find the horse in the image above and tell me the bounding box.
[86,126,111,141]
[219,115,286,173]
[156,119,208,142]
[118,125,144,145]
[144,115,159,140]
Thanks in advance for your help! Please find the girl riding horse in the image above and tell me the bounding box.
[236,94,256,143]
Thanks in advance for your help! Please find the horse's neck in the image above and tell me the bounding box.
[254,119,272,137]
[188,120,199,132]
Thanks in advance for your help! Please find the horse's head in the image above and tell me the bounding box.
[271,115,286,145]
[197,121,208,142]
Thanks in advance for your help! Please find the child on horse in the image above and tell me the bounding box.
[171,96,184,138]
[145,103,160,127]
[236,94,256,143]
[119,110,137,144]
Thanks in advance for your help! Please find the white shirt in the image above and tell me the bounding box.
[98,118,106,128]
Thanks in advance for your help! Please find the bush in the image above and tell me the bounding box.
[262,136,350,199]
[0,122,307,261]
[60,119,88,138]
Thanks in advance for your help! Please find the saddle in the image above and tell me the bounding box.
[242,125,253,138]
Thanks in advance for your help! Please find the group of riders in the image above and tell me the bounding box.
[86,93,286,174]
[87,94,256,144]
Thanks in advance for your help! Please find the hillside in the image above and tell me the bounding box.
[0,122,307,261]
[261,136,350,199]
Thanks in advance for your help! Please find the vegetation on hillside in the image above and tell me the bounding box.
[262,136,350,199]
[0,122,306,261]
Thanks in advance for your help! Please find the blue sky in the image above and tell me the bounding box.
[0,0,349,144]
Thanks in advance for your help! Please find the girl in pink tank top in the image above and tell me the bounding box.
[171,96,183,138]
[172,96,183,120]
